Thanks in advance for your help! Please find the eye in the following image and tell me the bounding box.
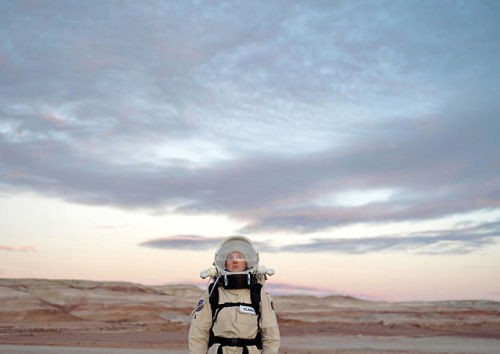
[227,253,244,261]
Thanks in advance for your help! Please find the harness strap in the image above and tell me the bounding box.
[211,302,254,325]
[217,346,248,354]
[208,281,264,352]
[250,283,263,350]
[213,336,258,354]
[217,302,253,309]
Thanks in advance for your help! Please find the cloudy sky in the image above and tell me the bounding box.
[1,0,499,301]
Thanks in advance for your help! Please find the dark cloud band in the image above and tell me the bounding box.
[139,235,225,251]
[138,221,500,255]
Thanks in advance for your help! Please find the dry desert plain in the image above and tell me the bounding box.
[1,278,500,353]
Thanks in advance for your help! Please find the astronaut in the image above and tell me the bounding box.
[189,236,280,354]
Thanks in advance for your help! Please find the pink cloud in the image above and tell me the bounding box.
[3,170,28,179]
[0,245,37,253]
[95,225,120,230]
[265,282,338,297]
[40,113,67,128]
[30,150,53,158]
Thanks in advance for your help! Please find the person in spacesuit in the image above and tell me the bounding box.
[188,236,280,354]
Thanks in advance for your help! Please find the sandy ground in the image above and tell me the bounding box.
[281,335,500,353]
[0,345,184,354]
[3,336,500,354]
[1,278,499,353]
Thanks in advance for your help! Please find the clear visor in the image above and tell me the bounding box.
[214,236,259,269]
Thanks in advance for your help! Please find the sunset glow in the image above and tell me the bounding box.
[1,0,499,302]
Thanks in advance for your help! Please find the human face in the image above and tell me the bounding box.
[225,252,247,272]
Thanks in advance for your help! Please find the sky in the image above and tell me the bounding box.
[1,0,499,302]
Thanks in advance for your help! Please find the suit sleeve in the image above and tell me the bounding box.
[188,294,212,354]
[260,290,280,353]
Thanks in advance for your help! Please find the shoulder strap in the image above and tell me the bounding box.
[250,282,263,350]
[207,282,219,348]
[208,281,219,320]
[250,282,262,316]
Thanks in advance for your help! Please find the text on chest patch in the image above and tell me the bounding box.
[239,305,257,315]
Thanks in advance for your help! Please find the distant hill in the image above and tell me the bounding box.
[1,277,499,350]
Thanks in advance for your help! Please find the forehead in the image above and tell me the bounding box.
[226,251,245,258]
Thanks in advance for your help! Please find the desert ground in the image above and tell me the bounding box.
[1,278,499,353]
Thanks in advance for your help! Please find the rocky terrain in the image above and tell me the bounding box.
[1,278,500,353]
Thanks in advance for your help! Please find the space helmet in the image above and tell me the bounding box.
[199,235,274,289]
[214,235,259,271]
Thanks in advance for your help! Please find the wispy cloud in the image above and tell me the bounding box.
[276,221,500,255]
[139,221,500,255]
[0,245,37,253]
[139,235,226,250]
[95,224,124,230]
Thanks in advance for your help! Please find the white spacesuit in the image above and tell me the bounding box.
[189,236,280,354]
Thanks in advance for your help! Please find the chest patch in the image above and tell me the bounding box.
[195,299,204,312]
[239,305,257,315]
